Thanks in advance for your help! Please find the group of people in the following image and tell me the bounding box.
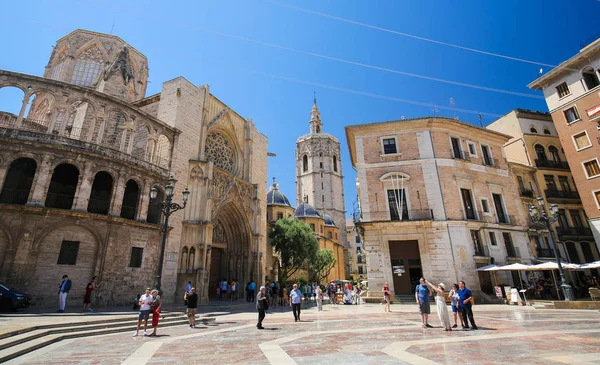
[383,278,478,331]
[57,274,98,313]
[216,279,239,301]
[256,282,305,329]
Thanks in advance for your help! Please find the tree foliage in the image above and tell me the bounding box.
[310,249,337,283]
[270,218,318,284]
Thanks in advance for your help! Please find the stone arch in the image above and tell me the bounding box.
[534,144,547,161]
[131,122,151,160]
[62,98,97,141]
[103,109,129,147]
[45,163,80,210]
[0,85,26,124]
[547,145,561,162]
[87,171,114,215]
[71,41,108,87]
[147,185,164,224]
[0,157,37,205]
[379,172,411,182]
[25,90,56,126]
[120,179,140,220]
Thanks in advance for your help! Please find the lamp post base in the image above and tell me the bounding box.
[561,283,575,301]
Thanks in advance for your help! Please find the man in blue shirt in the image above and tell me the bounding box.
[289,283,303,322]
[458,281,478,330]
[58,274,72,313]
[249,281,256,302]
[415,277,432,328]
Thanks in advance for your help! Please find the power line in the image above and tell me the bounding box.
[78,0,543,100]
[10,17,506,120]
[264,0,559,69]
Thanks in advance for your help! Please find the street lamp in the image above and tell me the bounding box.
[528,197,574,301]
[150,175,190,292]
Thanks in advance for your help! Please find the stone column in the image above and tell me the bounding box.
[0,163,8,193]
[46,109,59,133]
[137,182,151,222]
[72,163,94,212]
[15,96,29,128]
[110,174,126,216]
[29,155,54,206]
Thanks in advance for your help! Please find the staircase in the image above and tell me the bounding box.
[0,312,215,363]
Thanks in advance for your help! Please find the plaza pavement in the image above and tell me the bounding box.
[5,301,600,365]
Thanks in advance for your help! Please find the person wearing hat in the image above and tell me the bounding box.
[256,286,268,329]
[425,280,452,331]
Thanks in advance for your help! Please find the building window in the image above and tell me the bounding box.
[355,235,360,243]
[57,241,80,265]
[544,175,557,190]
[502,233,517,257]
[569,210,583,227]
[558,176,571,192]
[492,193,508,224]
[277,212,283,220]
[387,189,408,221]
[71,59,104,87]
[548,146,561,162]
[543,129,551,135]
[327,231,332,239]
[556,82,570,98]
[382,138,397,154]
[594,190,600,209]
[564,106,581,124]
[572,131,591,151]
[582,67,600,90]
[129,247,143,268]
[319,162,323,169]
[557,209,569,228]
[480,199,490,213]
[530,127,538,133]
[303,155,308,172]
[488,232,497,246]
[451,137,463,159]
[50,62,65,80]
[467,142,477,156]
[310,223,315,231]
[534,144,547,161]
[583,159,600,178]
[461,188,476,220]
[333,156,338,172]
[322,195,324,202]
[471,230,484,255]
[481,145,493,166]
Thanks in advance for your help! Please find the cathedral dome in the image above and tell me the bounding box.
[294,202,321,219]
[266,179,291,207]
[323,213,336,227]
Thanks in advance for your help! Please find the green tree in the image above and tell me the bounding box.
[310,249,336,284]
[270,217,318,284]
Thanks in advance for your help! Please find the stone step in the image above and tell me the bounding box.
[0,315,215,363]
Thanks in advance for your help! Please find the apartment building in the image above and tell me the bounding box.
[346,218,366,280]
[488,109,598,265]
[528,38,600,249]
[346,117,532,299]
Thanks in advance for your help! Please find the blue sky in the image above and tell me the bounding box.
[1,0,599,220]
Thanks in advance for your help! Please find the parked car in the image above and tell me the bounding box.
[0,283,32,311]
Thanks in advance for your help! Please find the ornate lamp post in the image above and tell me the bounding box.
[528,196,574,301]
[150,176,190,292]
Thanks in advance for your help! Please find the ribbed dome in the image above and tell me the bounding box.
[323,213,336,227]
[266,179,291,207]
[294,202,321,218]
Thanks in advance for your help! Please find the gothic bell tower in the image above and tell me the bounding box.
[295,98,347,248]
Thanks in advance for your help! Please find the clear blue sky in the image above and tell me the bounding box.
[1,0,599,220]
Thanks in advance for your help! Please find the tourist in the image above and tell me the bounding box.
[184,281,192,305]
[425,280,451,331]
[148,289,162,337]
[249,280,256,302]
[216,283,221,300]
[449,284,464,328]
[316,285,323,311]
[256,286,268,329]
[57,274,72,313]
[220,279,228,301]
[415,278,432,328]
[133,288,152,336]
[344,285,353,304]
[281,285,288,306]
[382,282,391,312]
[458,281,477,330]
[327,283,335,304]
[185,287,198,328]
[246,282,252,302]
[271,282,278,307]
[83,276,97,312]
[289,283,302,322]
[230,280,237,302]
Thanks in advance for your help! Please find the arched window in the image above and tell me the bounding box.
[204,132,235,174]
[45,164,79,210]
[582,67,600,90]
[333,155,338,172]
[0,158,37,205]
[87,171,113,215]
[530,127,538,133]
[548,146,560,162]
[120,180,140,220]
[147,187,164,224]
[543,129,551,135]
[188,247,196,270]
[302,155,308,172]
[71,46,104,87]
[534,144,547,161]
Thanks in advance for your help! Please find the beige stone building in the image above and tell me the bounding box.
[346,218,366,280]
[0,29,268,306]
[264,179,346,283]
[487,109,598,265]
[528,38,600,251]
[346,117,533,299]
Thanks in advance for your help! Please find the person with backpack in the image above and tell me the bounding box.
[256,286,268,330]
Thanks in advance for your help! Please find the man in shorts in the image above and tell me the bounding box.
[185,287,198,328]
[415,278,433,328]
[133,288,152,336]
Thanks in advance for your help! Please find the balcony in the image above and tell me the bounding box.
[536,248,555,258]
[544,189,581,202]
[520,189,535,198]
[535,159,569,170]
[366,209,433,222]
[556,227,594,239]
[452,153,471,162]
[474,244,490,257]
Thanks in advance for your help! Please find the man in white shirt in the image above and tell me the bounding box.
[289,284,303,322]
[133,288,152,336]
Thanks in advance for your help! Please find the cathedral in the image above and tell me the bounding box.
[0,29,267,306]
[264,99,347,283]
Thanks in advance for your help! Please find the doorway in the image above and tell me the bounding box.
[208,248,224,298]
[388,240,422,295]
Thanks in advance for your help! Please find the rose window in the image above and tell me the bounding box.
[205,132,235,174]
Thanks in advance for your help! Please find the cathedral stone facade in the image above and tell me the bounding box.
[0,29,267,307]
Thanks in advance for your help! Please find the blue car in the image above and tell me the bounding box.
[0,282,32,311]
